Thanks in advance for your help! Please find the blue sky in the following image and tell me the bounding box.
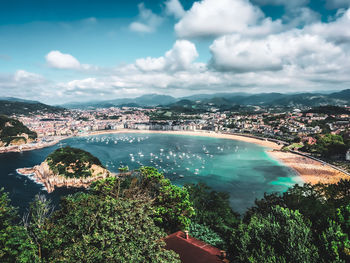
[0,0,350,104]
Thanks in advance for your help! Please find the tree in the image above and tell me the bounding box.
[185,183,239,249]
[189,223,224,248]
[23,195,54,261]
[230,206,319,263]
[336,204,350,234]
[319,220,350,263]
[91,167,195,233]
[0,189,38,263]
[44,193,180,263]
[303,134,348,158]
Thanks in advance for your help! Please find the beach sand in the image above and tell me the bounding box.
[268,151,349,185]
[84,129,349,185]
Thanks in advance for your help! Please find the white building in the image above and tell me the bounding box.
[346,149,350,161]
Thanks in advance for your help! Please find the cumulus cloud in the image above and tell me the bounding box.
[13,70,44,83]
[174,0,283,38]
[0,70,48,100]
[45,50,93,70]
[209,31,343,73]
[306,8,350,43]
[129,3,163,33]
[135,40,199,72]
[165,0,186,19]
[46,51,81,69]
[282,7,320,27]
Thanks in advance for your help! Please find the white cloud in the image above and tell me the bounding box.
[0,70,48,100]
[209,30,344,73]
[45,50,94,70]
[135,40,199,71]
[129,3,163,33]
[174,0,283,38]
[13,70,44,83]
[282,7,320,27]
[165,0,186,19]
[46,51,81,70]
[306,8,350,43]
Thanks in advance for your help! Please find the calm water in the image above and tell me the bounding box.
[0,133,301,214]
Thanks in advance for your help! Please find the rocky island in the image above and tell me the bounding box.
[0,115,37,147]
[17,146,116,192]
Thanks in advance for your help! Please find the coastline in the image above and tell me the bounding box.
[0,136,72,154]
[82,129,350,185]
[11,128,349,186]
[268,151,349,185]
[17,161,117,193]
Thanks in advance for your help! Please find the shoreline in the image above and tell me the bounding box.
[10,128,349,186]
[0,136,72,154]
[79,129,350,185]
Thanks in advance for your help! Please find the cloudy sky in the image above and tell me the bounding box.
[1,0,350,104]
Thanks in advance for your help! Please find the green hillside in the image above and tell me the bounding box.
[46,146,104,178]
[0,100,65,116]
[0,115,37,146]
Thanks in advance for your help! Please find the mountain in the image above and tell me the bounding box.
[0,115,37,146]
[0,99,65,116]
[63,94,177,109]
[0,97,40,104]
[61,89,350,109]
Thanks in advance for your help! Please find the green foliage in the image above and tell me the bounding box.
[44,193,180,263]
[306,106,350,115]
[231,206,319,263]
[118,165,129,172]
[24,195,54,261]
[91,167,195,233]
[302,134,348,158]
[0,189,38,263]
[337,204,350,234]
[46,146,103,178]
[0,100,64,116]
[185,183,239,249]
[319,220,350,263]
[0,115,37,146]
[189,223,224,248]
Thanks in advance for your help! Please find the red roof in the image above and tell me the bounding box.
[164,231,227,263]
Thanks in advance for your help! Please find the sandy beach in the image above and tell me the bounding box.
[268,151,349,185]
[84,129,350,185]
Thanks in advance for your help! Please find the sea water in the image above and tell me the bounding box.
[0,133,301,214]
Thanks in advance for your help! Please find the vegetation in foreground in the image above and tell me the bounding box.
[1,166,350,262]
[0,115,37,146]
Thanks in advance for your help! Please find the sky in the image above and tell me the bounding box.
[1,0,350,104]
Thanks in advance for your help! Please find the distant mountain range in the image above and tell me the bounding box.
[62,94,177,109]
[61,89,350,109]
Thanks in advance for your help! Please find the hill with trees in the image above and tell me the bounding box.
[0,99,65,116]
[46,146,105,179]
[0,115,37,146]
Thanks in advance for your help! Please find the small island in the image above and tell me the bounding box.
[0,115,37,147]
[17,146,116,192]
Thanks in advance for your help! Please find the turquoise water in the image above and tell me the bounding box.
[0,133,301,214]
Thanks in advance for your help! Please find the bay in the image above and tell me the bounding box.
[0,133,301,214]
